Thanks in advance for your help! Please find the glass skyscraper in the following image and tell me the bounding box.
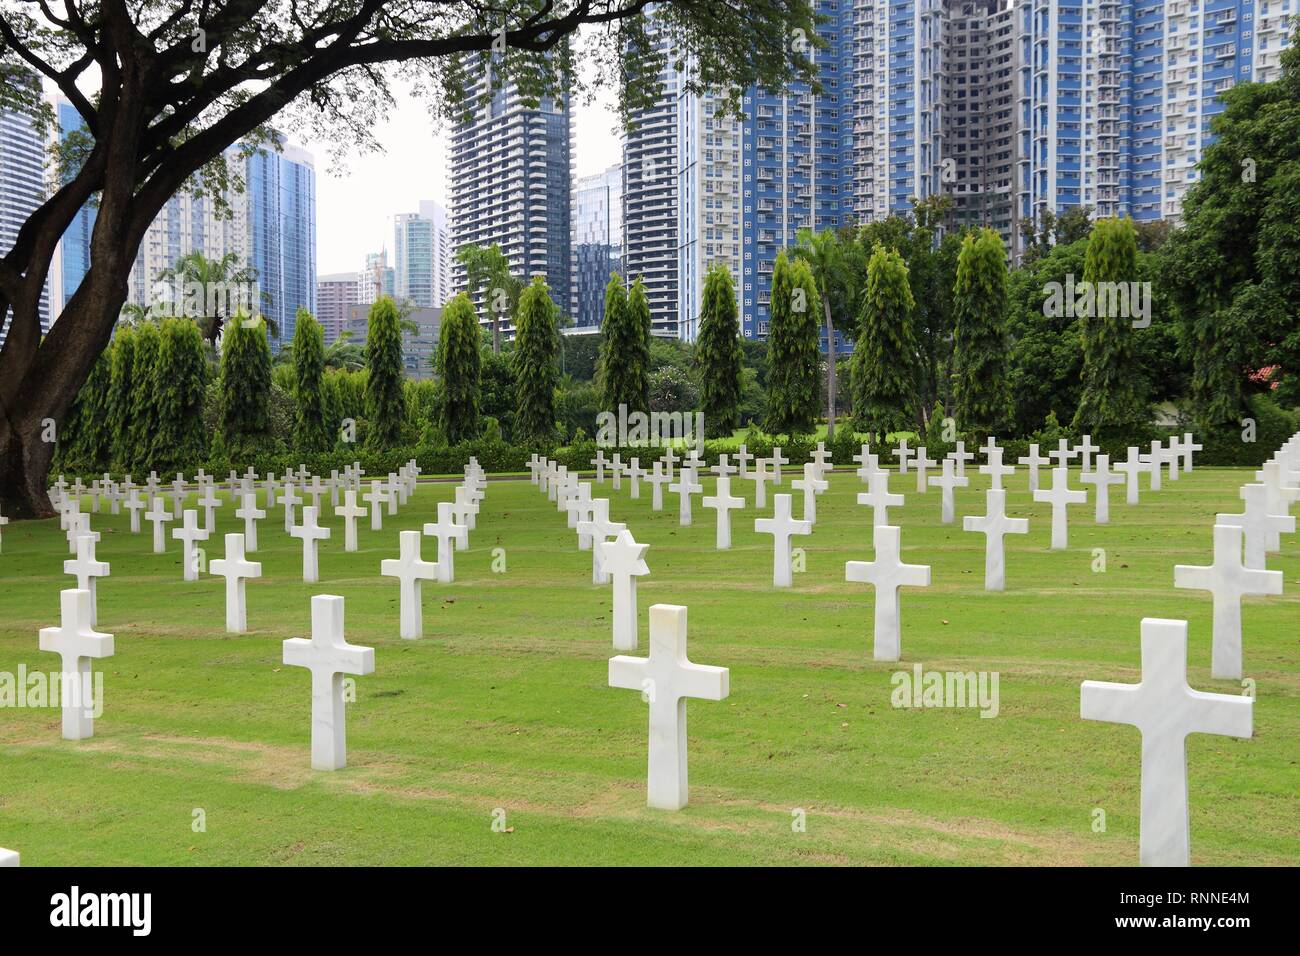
[571,164,623,328]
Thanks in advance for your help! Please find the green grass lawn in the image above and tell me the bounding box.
[0,464,1296,866]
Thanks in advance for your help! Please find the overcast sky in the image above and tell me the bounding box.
[302,83,623,276]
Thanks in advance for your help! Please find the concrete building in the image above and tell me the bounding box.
[571,164,623,329]
[316,271,361,344]
[343,303,441,380]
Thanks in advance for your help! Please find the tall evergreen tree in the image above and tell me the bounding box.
[436,292,482,444]
[696,264,743,437]
[105,328,136,468]
[364,296,407,447]
[1073,217,1147,433]
[627,276,652,412]
[764,252,821,435]
[219,316,274,455]
[851,244,917,438]
[512,277,560,445]
[127,321,163,471]
[153,317,209,471]
[291,309,331,452]
[596,272,630,411]
[60,350,112,471]
[951,228,1012,437]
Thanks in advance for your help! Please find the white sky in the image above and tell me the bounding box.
[301,84,623,275]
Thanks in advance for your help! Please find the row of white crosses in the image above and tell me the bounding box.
[531,454,729,810]
[1079,430,1300,867]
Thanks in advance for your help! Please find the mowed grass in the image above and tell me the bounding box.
[0,464,1296,866]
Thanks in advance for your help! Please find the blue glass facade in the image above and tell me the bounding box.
[245,144,316,348]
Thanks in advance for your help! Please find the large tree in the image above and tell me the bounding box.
[951,228,1012,438]
[152,317,209,471]
[364,296,406,447]
[696,264,742,437]
[850,243,916,439]
[512,276,561,445]
[455,243,521,355]
[291,308,331,452]
[436,292,482,444]
[764,251,821,435]
[0,0,817,516]
[597,273,650,415]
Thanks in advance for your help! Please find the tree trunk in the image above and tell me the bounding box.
[824,296,836,440]
[0,410,58,518]
[492,311,500,354]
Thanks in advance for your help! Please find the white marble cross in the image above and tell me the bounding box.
[363,480,389,531]
[1113,446,1144,505]
[304,475,327,512]
[64,533,110,626]
[754,493,812,587]
[857,468,903,526]
[1081,617,1252,866]
[290,506,331,583]
[198,483,222,534]
[385,473,401,514]
[892,438,913,474]
[124,489,145,533]
[610,453,624,491]
[1048,438,1078,470]
[853,445,878,484]
[381,530,439,639]
[280,482,302,532]
[1140,440,1165,491]
[1034,466,1087,550]
[626,457,644,499]
[422,501,468,583]
[710,454,737,479]
[978,447,1015,490]
[592,449,609,483]
[770,446,789,484]
[1081,453,1125,523]
[845,524,931,661]
[669,468,703,527]
[735,445,753,479]
[702,475,745,549]
[168,477,187,518]
[1173,524,1282,679]
[1077,434,1099,474]
[172,509,209,581]
[913,446,936,493]
[1254,461,1300,551]
[333,489,366,552]
[39,589,114,740]
[599,529,650,650]
[210,533,262,633]
[949,440,975,478]
[927,457,968,524]
[145,496,173,554]
[566,483,597,548]
[576,498,626,584]
[750,457,774,510]
[645,461,671,511]
[810,442,833,480]
[608,604,729,810]
[282,595,375,771]
[66,512,96,555]
[1180,432,1203,472]
[660,446,678,481]
[792,462,828,523]
[1163,436,1182,481]
[454,484,479,534]
[963,488,1029,591]
[234,492,266,551]
[1217,483,1295,569]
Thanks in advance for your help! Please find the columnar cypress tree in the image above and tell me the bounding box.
[765,251,821,435]
[436,292,482,443]
[512,276,560,444]
[219,316,274,455]
[627,276,652,411]
[364,296,406,447]
[1074,217,1147,432]
[291,308,331,452]
[951,228,1012,437]
[127,321,163,471]
[105,328,135,469]
[851,244,917,438]
[152,318,209,471]
[596,272,628,410]
[696,264,743,437]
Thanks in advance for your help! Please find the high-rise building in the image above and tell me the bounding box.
[359,250,395,304]
[395,212,435,308]
[0,75,51,340]
[621,20,681,336]
[449,64,572,335]
[571,164,623,328]
[244,142,316,347]
[316,271,361,344]
[49,97,97,322]
[342,303,441,380]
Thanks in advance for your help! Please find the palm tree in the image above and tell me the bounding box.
[156,251,276,347]
[275,330,366,371]
[455,242,522,354]
[793,228,850,439]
